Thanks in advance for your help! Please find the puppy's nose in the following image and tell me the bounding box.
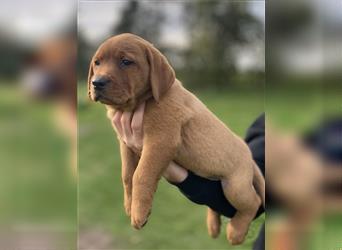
[92,76,109,89]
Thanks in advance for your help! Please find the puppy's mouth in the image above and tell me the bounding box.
[93,91,103,102]
[93,92,129,106]
[94,93,101,102]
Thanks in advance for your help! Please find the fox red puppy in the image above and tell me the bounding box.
[88,33,265,245]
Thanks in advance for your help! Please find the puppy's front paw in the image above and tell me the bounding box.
[130,202,151,230]
[130,210,150,230]
[124,197,131,217]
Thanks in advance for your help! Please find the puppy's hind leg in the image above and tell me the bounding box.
[221,167,261,245]
[207,208,221,238]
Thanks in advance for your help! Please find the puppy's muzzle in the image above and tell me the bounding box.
[92,75,110,91]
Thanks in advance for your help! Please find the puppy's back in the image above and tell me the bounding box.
[156,80,252,179]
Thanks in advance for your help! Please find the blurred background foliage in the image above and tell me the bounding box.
[0,1,77,249]
[78,0,265,90]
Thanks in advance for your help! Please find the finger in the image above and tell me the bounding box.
[163,161,188,183]
[131,102,145,143]
[113,111,123,137]
[121,111,133,143]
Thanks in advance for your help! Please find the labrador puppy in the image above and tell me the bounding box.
[88,33,265,245]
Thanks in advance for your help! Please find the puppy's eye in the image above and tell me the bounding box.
[94,59,100,66]
[120,59,133,66]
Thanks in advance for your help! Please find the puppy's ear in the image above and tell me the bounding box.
[87,59,94,100]
[146,45,175,102]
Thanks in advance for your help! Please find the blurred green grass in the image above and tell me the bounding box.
[0,83,76,245]
[2,81,340,249]
[78,83,265,249]
[266,85,342,132]
[0,81,77,225]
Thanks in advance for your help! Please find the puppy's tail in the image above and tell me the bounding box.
[253,162,265,208]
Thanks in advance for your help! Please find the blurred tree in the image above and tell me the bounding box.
[112,0,164,46]
[0,29,28,80]
[266,1,314,78]
[78,33,95,81]
[267,1,313,39]
[183,1,263,88]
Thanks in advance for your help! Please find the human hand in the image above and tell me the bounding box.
[112,102,145,154]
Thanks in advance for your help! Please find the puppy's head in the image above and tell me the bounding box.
[88,33,175,109]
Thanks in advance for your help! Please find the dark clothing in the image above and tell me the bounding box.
[174,170,265,218]
[245,114,265,176]
[303,117,342,165]
[253,223,265,250]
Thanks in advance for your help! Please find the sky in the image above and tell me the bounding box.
[1,0,340,46]
[0,0,340,73]
[0,0,265,47]
[0,0,75,46]
[0,0,265,72]
[78,1,265,47]
[77,1,265,71]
